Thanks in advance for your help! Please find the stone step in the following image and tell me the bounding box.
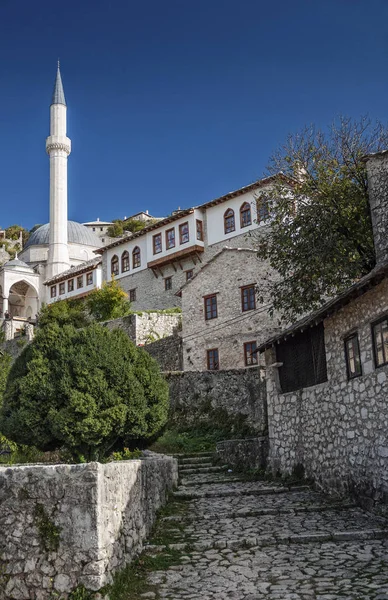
[144,527,388,555]
[177,461,214,469]
[176,454,214,463]
[173,484,311,500]
[160,501,358,523]
[179,476,248,487]
[178,465,227,475]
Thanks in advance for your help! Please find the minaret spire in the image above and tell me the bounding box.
[51,61,66,106]
[46,63,71,280]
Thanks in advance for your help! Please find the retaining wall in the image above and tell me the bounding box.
[0,455,178,599]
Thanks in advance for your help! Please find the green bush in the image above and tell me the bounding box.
[38,299,90,329]
[0,323,169,462]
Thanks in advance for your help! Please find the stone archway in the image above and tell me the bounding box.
[8,280,39,321]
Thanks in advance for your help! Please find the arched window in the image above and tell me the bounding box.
[257,197,270,222]
[121,250,130,272]
[224,208,235,234]
[111,254,119,276]
[240,202,251,228]
[133,246,141,268]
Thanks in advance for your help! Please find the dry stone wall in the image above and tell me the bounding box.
[266,278,388,511]
[166,368,267,434]
[103,312,181,346]
[144,334,183,371]
[0,455,178,599]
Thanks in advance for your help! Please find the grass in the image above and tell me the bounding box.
[150,427,223,454]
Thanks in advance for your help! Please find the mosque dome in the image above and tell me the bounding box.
[24,221,101,250]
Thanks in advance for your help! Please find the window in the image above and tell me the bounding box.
[204,294,218,320]
[77,276,84,289]
[240,202,252,228]
[186,270,193,281]
[244,341,258,366]
[100,227,103,232]
[59,282,65,295]
[86,272,93,286]
[224,208,235,234]
[207,348,219,370]
[196,220,203,241]
[121,251,130,272]
[241,285,256,312]
[164,277,172,290]
[166,228,175,249]
[68,279,74,292]
[153,233,162,254]
[372,316,388,367]
[111,255,119,276]
[50,285,57,298]
[92,227,96,232]
[344,333,362,379]
[257,197,270,222]
[277,323,328,393]
[133,246,141,268]
[179,222,189,244]
[129,288,136,302]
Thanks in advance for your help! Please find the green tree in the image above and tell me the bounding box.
[87,278,131,322]
[37,299,90,329]
[107,220,124,238]
[0,324,169,461]
[5,224,29,245]
[0,351,11,405]
[255,116,388,322]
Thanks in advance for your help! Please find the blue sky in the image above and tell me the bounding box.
[1,0,388,229]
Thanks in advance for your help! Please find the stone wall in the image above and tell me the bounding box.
[144,334,183,371]
[103,311,181,346]
[181,247,281,371]
[265,278,388,510]
[365,151,388,265]
[216,437,268,471]
[0,455,178,599]
[166,368,267,434]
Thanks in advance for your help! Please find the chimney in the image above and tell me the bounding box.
[364,150,388,266]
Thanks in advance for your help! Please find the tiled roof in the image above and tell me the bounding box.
[44,257,102,285]
[257,262,388,352]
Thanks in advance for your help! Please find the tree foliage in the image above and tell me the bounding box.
[5,224,29,245]
[107,218,157,238]
[86,278,132,322]
[38,299,90,329]
[255,116,388,322]
[0,324,169,461]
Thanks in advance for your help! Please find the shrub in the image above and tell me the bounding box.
[0,323,169,462]
[38,299,90,329]
[87,278,131,322]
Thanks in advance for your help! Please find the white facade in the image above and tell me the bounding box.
[46,263,102,305]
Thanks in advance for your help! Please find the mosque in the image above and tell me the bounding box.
[0,65,102,330]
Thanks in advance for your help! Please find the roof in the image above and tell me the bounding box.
[51,64,66,106]
[97,174,291,254]
[44,257,102,285]
[96,208,195,253]
[175,247,258,296]
[1,258,34,272]
[24,221,101,250]
[362,149,388,163]
[258,262,388,352]
[82,220,113,226]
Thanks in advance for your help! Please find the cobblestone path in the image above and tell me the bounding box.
[136,452,388,599]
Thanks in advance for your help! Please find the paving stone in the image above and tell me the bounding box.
[131,452,388,598]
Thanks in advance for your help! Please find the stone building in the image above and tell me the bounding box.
[178,247,280,371]
[97,176,289,311]
[259,149,388,508]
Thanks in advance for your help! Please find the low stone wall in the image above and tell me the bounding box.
[144,335,183,372]
[103,312,181,346]
[0,455,178,599]
[216,437,268,471]
[166,368,267,434]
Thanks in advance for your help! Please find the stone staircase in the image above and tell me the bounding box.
[136,452,388,599]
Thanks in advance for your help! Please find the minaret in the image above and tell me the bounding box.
[46,62,71,278]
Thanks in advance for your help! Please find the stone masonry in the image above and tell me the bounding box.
[365,150,388,265]
[0,455,177,599]
[180,248,281,371]
[120,452,388,599]
[166,367,267,434]
[265,277,388,510]
[102,312,181,346]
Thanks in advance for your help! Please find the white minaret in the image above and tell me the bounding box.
[46,62,71,279]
